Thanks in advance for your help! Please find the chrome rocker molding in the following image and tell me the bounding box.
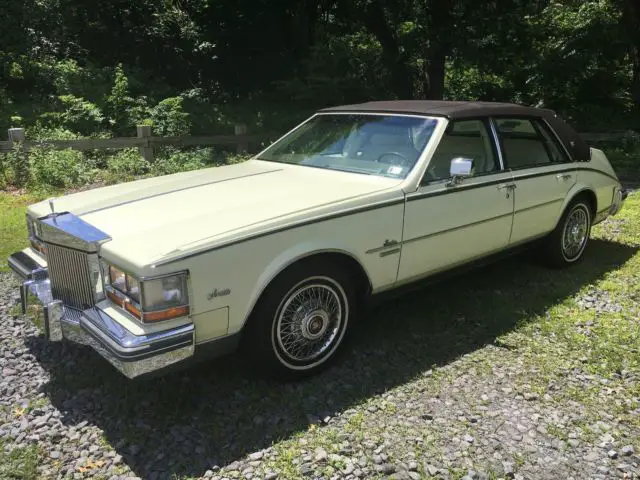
[10,252,195,379]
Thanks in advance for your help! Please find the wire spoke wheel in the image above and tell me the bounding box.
[562,206,589,260]
[272,277,349,370]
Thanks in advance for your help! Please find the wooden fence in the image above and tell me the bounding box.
[0,126,632,162]
[0,124,275,162]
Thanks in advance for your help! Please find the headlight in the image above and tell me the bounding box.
[109,266,127,293]
[26,215,47,257]
[105,264,189,323]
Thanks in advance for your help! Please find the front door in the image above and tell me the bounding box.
[492,117,577,245]
[397,119,515,283]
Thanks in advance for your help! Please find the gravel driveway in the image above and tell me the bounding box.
[1,226,639,479]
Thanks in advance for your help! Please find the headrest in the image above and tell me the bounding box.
[369,133,409,147]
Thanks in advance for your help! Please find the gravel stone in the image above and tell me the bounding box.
[314,447,328,462]
[621,445,635,456]
[0,256,639,480]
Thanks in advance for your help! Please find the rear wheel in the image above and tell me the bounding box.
[242,260,357,379]
[541,197,592,268]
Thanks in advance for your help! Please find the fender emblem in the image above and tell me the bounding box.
[207,288,231,300]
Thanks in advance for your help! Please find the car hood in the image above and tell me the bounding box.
[28,160,401,269]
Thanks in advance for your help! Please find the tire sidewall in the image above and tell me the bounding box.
[270,275,350,371]
[559,201,592,264]
[243,260,357,378]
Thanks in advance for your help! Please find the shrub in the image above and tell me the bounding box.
[104,149,150,183]
[29,148,96,188]
[151,148,210,176]
[27,125,80,141]
[146,97,191,136]
[57,95,104,134]
[222,152,251,165]
[0,144,30,188]
[620,130,640,153]
[106,65,137,134]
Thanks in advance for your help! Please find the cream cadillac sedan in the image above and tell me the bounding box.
[8,101,627,379]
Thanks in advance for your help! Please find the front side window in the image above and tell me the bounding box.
[423,119,499,184]
[495,118,569,169]
[257,114,439,179]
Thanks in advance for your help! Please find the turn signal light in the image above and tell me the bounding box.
[143,306,190,322]
[124,301,142,318]
[107,289,124,307]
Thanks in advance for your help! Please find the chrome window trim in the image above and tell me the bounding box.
[313,111,438,120]
[488,117,505,170]
[540,117,574,163]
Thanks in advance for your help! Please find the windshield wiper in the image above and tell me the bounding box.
[328,166,372,176]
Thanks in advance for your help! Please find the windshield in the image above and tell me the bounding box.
[257,114,439,179]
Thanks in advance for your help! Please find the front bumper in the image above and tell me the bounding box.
[9,251,195,379]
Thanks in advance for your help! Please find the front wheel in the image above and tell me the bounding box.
[242,260,357,379]
[541,198,592,268]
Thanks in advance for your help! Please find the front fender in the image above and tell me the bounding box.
[244,242,371,328]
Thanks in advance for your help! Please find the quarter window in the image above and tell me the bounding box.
[495,118,569,169]
[423,119,498,184]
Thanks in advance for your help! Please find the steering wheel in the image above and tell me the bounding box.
[376,152,409,165]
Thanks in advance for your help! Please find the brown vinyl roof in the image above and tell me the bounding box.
[320,100,556,119]
[319,100,591,161]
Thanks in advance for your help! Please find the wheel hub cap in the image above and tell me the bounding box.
[562,207,588,259]
[301,310,330,340]
[275,283,343,363]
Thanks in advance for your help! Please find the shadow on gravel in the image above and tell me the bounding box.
[28,238,638,479]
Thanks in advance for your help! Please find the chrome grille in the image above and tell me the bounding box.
[45,243,96,309]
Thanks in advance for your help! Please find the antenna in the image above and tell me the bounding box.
[49,199,55,215]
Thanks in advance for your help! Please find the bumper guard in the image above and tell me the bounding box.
[10,252,195,379]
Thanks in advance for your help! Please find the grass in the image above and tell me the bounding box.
[605,148,640,181]
[0,441,40,480]
[0,189,638,479]
[0,192,48,273]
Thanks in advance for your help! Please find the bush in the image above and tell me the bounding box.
[27,125,81,141]
[0,147,27,188]
[620,130,640,153]
[146,97,191,136]
[104,149,150,183]
[29,148,97,188]
[151,148,211,176]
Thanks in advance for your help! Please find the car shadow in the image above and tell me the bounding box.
[27,238,638,479]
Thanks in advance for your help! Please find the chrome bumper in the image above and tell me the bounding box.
[9,252,195,379]
[610,186,628,216]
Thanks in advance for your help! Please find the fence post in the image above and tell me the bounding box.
[234,123,248,154]
[137,125,154,162]
[8,128,25,144]
[8,128,28,186]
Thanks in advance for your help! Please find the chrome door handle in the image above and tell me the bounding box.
[497,183,516,198]
[556,173,572,180]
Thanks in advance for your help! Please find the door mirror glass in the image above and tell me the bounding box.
[450,157,474,177]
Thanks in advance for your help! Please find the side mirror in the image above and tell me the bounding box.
[448,157,474,186]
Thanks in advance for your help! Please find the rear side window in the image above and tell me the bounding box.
[495,118,570,169]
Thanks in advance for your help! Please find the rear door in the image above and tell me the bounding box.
[492,117,576,245]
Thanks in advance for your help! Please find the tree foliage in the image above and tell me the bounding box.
[0,0,639,138]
